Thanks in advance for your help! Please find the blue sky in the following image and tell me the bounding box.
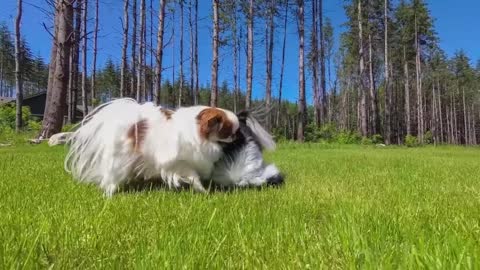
[1,0,479,102]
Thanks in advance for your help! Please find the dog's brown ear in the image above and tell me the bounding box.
[197,108,224,139]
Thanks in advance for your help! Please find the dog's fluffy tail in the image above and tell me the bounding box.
[246,115,276,151]
[64,98,143,184]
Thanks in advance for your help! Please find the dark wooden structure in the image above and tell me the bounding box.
[3,91,86,121]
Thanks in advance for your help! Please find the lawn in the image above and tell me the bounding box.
[1,143,480,269]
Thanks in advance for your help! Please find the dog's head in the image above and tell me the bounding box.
[196,107,240,143]
[233,110,276,151]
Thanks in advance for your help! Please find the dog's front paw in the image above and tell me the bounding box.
[103,184,118,197]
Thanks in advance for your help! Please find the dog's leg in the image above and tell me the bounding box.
[189,175,207,193]
[176,170,206,193]
[102,182,118,197]
[100,154,133,197]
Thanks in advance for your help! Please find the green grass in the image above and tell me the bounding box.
[1,144,480,269]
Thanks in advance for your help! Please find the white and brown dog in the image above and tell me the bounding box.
[65,98,239,196]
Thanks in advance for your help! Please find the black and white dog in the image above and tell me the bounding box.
[210,111,284,188]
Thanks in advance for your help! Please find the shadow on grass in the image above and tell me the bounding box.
[119,177,285,195]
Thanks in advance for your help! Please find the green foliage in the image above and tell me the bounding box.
[305,123,337,142]
[334,130,362,144]
[96,58,121,98]
[27,120,41,132]
[0,104,40,144]
[361,136,373,145]
[0,104,32,130]
[304,124,365,144]
[405,134,418,147]
[271,127,287,142]
[62,123,76,132]
[371,134,384,144]
[424,130,433,144]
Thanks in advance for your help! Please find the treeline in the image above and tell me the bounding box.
[334,0,480,145]
[5,0,480,145]
[0,22,48,97]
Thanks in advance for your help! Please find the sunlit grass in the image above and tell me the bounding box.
[1,143,479,268]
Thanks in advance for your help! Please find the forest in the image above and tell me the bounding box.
[1,0,479,145]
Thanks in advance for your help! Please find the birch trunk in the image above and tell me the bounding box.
[210,0,219,107]
[296,0,306,141]
[357,0,368,137]
[154,0,166,105]
[276,0,288,127]
[91,0,98,105]
[120,0,129,98]
[15,0,23,132]
[245,0,253,109]
[81,0,88,116]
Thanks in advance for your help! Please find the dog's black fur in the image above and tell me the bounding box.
[217,111,284,186]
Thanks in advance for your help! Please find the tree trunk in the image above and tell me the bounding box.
[319,0,326,124]
[43,6,60,123]
[453,93,457,144]
[368,33,379,135]
[0,55,4,96]
[171,4,176,106]
[189,0,194,105]
[40,0,73,138]
[178,0,184,106]
[403,46,410,136]
[265,0,275,130]
[245,0,253,109]
[276,0,288,127]
[137,0,145,102]
[357,0,368,137]
[154,0,166,105]
[232,0,238,112]
[448,97,452,143]
[296,0,306,142]
[142,1,147,101]
[194,0,199,105]
[341,87,348,130]
[67,38,74,122]
[432,83,437,144]
[81,0,88,116]
[149,0,153,101]
[467,105,472,145]
[15,0,23,132]
[384,0,391,144]
[414,13,424,143]
[210,0,219,107]
[67,0,81,123]
[437,80,443,143]
[472,104,477,145]
[90,0,99,105]
[120,0,129,98]
[462,87,467,144]
[311,0,320,126]
[131,0,137,99]
[446,103,451,143]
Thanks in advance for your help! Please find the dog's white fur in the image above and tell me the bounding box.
[65,98,239,196]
